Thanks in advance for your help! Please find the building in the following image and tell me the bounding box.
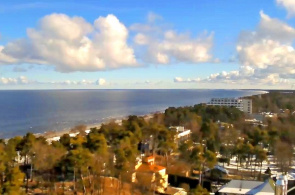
[135,156,168,193]
[169,126,191,146]
[218,179,275,195]
[207,98,252,114]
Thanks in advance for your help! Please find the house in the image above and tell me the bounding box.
[169,126,191,145]
[218,179,275,195]
[135,156,168,193]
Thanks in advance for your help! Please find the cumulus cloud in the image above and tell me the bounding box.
[277,0,295,17]
[175,11,295,87]
[237,39,295,69]
[237,12,295,76]
[175,66,289,86]
[0,76,29,85]
[204,66,288,85]
[0,14,137,72]
[131,13,215,65]
[197,11,295,86]
[134,30,214,64]
[258,11,295,42]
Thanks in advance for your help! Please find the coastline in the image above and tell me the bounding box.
[2,89,269,140]
[42,112,158,141]
[42,92,267,141]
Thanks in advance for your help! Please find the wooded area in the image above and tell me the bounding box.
[0,91,294,194]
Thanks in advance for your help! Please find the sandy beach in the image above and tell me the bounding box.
[41,112,157,140]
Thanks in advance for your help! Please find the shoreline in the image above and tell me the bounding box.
[42,93,267,141]
[42,112,159,141]
[4,89,268,140]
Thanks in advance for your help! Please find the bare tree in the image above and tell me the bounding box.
[274,140,293,173]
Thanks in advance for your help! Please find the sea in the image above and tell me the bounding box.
[0,89,266,138]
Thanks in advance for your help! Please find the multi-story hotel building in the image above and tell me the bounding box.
[207,98,252,114]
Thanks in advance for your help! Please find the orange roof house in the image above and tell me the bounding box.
[135,156,168,193]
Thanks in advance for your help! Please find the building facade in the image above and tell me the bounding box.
[207,98,252,114]
[135,156,168,193]
[169,126,191,146]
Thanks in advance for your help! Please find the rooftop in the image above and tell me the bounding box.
[218,179,275,195]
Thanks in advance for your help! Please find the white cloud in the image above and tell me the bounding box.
[0,12,216,73]
[96,78,106,85]
[174,11,295,87]
[23,78,108,86]
[237,12,295,78]
[135,30,214,64]
[131,13,215,65]
[258,11,295,42]
[0,76,29,85]
[50,79,106,85]
[174,67,289,86]
[0,14,138,72]
[185,11,295,87]
[237,39,295,69]
[277,0,295,17]
[174,77,201,83]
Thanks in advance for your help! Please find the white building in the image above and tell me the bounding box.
[207,98,252,114]
[218,179,275,195]
[169,126,191,145]
[218,175,290,195]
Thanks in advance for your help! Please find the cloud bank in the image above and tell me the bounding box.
[0,76,29,85]
[0,76,106,86]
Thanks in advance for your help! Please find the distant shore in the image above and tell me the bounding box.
[1,89,268,140]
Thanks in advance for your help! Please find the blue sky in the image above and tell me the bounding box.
[0,0,295,89]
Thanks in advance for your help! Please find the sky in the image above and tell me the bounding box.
[1,0,295,89]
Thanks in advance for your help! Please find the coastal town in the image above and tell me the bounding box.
[2,0,295,194]
[0,90,294,194]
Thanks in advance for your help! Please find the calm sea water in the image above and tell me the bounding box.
[0,89,266,138]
